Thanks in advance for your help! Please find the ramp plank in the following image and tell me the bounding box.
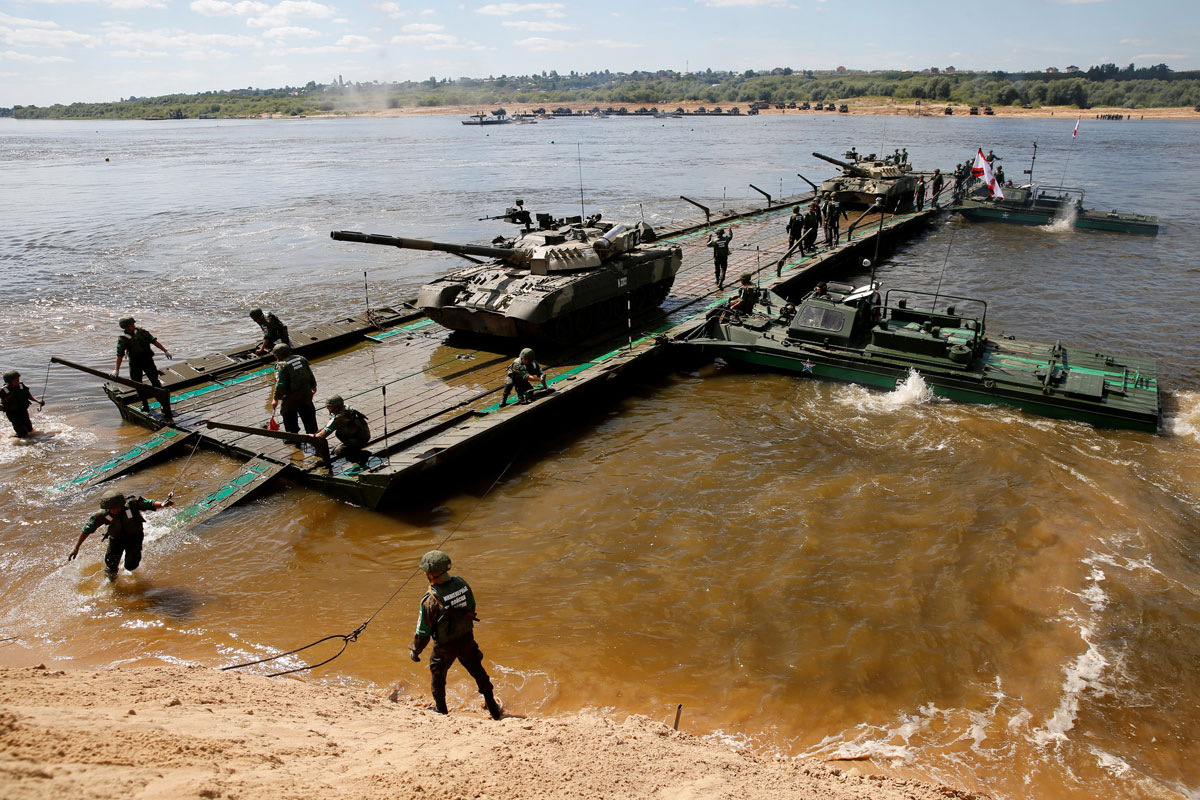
[169,457,287,529]
[57,428,196,491]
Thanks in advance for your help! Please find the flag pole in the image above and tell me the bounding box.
[1058,116,1080,189]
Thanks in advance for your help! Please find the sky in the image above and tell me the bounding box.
[1,0,1196,106]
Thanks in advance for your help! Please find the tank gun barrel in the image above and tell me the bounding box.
[330,230,520,262]
[812,151,853,170]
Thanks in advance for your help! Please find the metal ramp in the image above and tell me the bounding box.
[56,428,197,491]
[168,457,288,529]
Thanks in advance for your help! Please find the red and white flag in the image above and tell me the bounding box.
[971,148,1004,199]
[1073,116,1080,138]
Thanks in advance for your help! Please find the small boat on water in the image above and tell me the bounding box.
[954,143,1159,234]
[678,280,1162,432]
[461,112,510,126]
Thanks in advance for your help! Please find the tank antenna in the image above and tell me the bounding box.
[577,143,586,219]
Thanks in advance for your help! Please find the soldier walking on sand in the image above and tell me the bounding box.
[69,488,173,581]
[113,317,173,420]
[2,370,43,438]
[409,550,502,720]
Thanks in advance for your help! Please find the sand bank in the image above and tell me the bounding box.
[0,663,985,800]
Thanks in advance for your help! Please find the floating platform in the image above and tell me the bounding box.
[66,194,938,512]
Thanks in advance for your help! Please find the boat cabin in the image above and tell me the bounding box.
[867,290,987,367]
[786,281,878,345]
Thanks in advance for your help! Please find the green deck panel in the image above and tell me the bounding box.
[56,428,196,491]
[168,457,288,528]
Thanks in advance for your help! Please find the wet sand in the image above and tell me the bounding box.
[0,664,981,800]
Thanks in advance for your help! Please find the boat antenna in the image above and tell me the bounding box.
[931,222,959,310]
[577,143,586,219]
[1024,140,1038,186]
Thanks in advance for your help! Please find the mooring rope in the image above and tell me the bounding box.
[220,454,518,678]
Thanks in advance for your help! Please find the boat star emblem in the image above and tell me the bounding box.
[802,360,815,372]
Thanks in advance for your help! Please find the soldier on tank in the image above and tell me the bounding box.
[69,489,173,580]
[270,343,317,437]
[409,549,502,720]
[249,308,291,355]
[312,395,371,466]
[2,370,43,438]
[112,317,173,420]
[500,348,547,407]
[707,228,732,289]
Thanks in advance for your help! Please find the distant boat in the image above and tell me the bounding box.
[461,113,510,126]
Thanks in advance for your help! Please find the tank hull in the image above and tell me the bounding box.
[419,248,682,344]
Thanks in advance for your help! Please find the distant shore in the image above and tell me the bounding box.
[333,101,1197,121]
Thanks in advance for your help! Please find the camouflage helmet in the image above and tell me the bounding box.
[272,343,291,358]
[519,347,536,361]
[3,370,18,383]
[419,549,451,576]
[118,316,135,329]
[740,272,753,283]
[325,395,344,410]
[99,489,125,509]
[249,308,265,319]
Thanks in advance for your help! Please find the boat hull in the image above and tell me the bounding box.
[956,200,1159,235]
[688,335,1161,433]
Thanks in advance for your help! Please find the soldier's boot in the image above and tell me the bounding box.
[499,386,512,407]
[429,687,448,715]
[482,691,502,721]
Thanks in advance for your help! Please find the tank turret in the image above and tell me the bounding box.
[812,148,919,210]
[332,206,681,344]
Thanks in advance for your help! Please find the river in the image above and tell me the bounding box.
[1,113,1198,800]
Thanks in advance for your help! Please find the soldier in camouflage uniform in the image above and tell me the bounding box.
[69,488,173,580]
[409,549,502,720]
[250,308,291,355]
[270,343,317,437]
[112,317,173,420]
[312,395,371,466]
[2,370,42,438]
[706,228,732,289]
[500,348,547,407]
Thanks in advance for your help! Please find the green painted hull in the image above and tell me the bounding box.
[696,337,1161,433]
[957,199,1159,235]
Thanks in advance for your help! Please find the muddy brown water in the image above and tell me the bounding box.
[2,116,1199,799]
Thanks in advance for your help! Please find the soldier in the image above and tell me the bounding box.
[900,148,909,166]
[728,273,759,314]
[986,149,1000,165]
[249,308,290,355]
[823,195,841,246]
[930,169,945,207]
[915,176,927,211]
[409,549,502,720]
[786,208,803,249]
[69,488,173,581]
[2,370,43,438]
[112,317,173,420]
[802,203,820,254]
[500,348,547,407]
[706,228,732,289]
[312,395,371,466]
[270,343,317,437]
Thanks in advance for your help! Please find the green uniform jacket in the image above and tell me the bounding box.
[259,314,289,346]
[117,328,156,361]
[411,576,477,655]
[273,355,315,403]
[83,497,156,540]
[322,407,369,447]
[1,382,34,414]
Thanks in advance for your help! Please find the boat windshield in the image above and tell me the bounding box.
[794,305,846,333]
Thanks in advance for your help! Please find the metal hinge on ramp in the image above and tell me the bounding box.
[168,457,287,529]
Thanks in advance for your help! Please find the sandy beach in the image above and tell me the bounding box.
[0,663,985,800]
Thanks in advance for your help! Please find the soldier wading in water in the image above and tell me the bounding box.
[69,489,173,581]
[409,549,502,720]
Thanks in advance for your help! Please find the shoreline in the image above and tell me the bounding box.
[322,101,1198,120]
[0,662,986,800]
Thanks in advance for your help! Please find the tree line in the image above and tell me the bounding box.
[6,65,1199,120]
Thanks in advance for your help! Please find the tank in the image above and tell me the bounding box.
[331,205,682,344]
[812,150,919,210]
